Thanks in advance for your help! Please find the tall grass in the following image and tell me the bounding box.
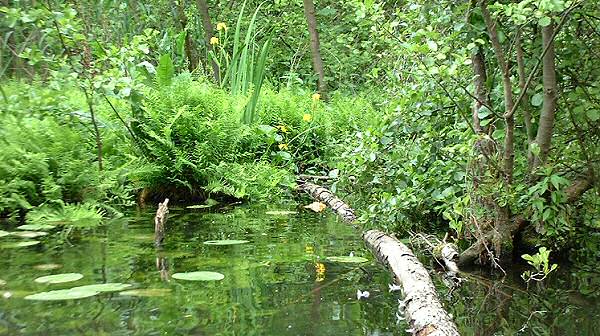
[222,0,271,124]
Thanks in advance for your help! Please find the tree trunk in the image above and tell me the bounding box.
[302,0,327,97]
[195,0,221,84]
[471,48,488,134]
[175,0,198,72]
[364,230,460,336]
[532,23,557,169]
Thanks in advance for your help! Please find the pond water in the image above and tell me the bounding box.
[0,204,598,335]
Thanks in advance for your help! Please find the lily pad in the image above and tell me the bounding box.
[203,240,249,246]
[0,230,10,237]
[71,283,132,292]
[265,210,298,215]
[25,288,98,301]
[34,273,83,284]
[12,231,48,238]
[119,288,172,297]
[1,240,40,248]
[186,204,212,209]
[33,264,62,271]
[17,224,55,231]
[326,256,369,263]
[172,271,225,281]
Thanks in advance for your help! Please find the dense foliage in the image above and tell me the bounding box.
[1,0,598,265]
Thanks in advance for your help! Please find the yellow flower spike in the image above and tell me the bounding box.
[216,22,227,31]
[312,93,321,101]
[303,113,312,122]
[210,36,219,45]
[315,262,326,281]
[305,245,314,254]
[278,143,289,150]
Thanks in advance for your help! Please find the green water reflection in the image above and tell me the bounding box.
[0,204,598,335]
[0,206,399,335]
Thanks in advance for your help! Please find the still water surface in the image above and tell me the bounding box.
[0,204,598,335]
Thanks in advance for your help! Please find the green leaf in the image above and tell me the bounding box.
[17,224,55,231]
[326,256,369,263]
[12,231,48,238]
[0,230,10,237]
[25,288,98,301]
[119,288,172,297]
[586,109,599,121]
[531,93,543,107]
[477,106,492,119]
[427,40,438,52]
[172,271,225,281]
[265,211,298,215]
[156,54,174,87]
[538,16,551,27]
[1,240,40,248]
[34,273,84,284]
[203,240,249,245]
[71,283,132,292]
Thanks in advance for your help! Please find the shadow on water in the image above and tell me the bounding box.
[0,204,598,335]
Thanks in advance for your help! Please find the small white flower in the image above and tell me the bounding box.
[356,289,370,300]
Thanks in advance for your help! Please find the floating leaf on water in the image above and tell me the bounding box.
[172,271,225,281]
[0,279,6,286]
[0,230,10,237]
[12,231,48,238]
[186,204,213,209]
[119,288,171,297]
[17,224,55,231]
[71,283,132,292]
[304,202,327,213]
[326,256,369,263]
[33,264,62,271]
[25,288,98,301]
[1,240,40,248]
[265,210,298,215]
[203,240,249,246]
[34,273,83,284]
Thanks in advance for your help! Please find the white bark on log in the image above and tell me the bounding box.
[364,230,460,336]
[299,181,460,335]
[154,198,169,247]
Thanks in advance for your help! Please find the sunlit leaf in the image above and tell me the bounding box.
[172,271,225,281]
[1,241,40,248]
[17,224,55,231]
[25,288,98,301]
[71,283,132,292]
[33,264,62,271]
[119,288,172,297]
[34,273,83,284]
[265,210,298,215]
[326,256,369,263]
[203,240,249,245]
[0,230,10,237]
[12,231,48,238]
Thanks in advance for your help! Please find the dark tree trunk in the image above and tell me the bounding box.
[175,0,198,72]
[302,0,327,97]
[195,0,221,84]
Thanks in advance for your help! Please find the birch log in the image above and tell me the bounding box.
[364,230,460,336]
[299,181,460,335]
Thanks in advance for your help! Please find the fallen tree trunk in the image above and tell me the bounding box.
[298,181,460,335]
[364,230,460,336]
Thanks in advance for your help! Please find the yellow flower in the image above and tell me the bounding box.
[315,262,326,281]
[275,125,288,133]
[216,22,227,31]
[303,113,312,122]
[312,93,321,101]
[305,245,314,254]
[210,36,219,45]
[278,143,289,150]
